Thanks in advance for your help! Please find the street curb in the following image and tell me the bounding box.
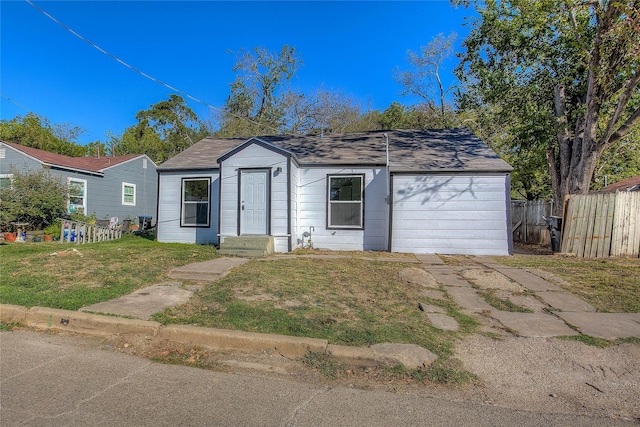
[327,344,379,367]
[0,304,434,368]
[0,304,330,360]
[159,324,328,358]
[9,305,161,337]
[1,305,327,358]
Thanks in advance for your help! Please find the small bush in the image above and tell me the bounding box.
[0,167,67,230]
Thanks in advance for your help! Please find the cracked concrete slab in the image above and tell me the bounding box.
[425,313,459,331]
[490,312,579,338]
[80,282,192,320]
[427,267,472,287]
[537,291,596,312]
[491,267,564,292]
[414,253,445,265]
[553,312,640,340]
[446,287,494,311]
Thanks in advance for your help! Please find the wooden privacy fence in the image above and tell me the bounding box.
[511,200,554,244]
[561,192,640,258]
[58,219,124,244]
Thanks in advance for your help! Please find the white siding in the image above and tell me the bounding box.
[391,174,511,255]
[219,144,290,252]
[157,171,219,244]
[297,167,388,251]
[288,161,300,252]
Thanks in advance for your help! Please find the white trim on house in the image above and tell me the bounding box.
[0,173,13,190]
[67,177,87,214]
[122,182,136,206]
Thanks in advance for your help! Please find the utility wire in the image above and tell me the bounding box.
[25,0,281,134]
[1,93,30,113]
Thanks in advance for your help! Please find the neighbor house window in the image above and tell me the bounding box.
[0,174,12,191]
[181,178,210,227]
[122,182,136,206]
[68,178,87,214]
[327,174,364,229]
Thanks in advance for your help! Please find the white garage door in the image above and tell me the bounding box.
[391,174,511,255]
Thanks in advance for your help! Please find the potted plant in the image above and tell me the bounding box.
[43,220,61,241]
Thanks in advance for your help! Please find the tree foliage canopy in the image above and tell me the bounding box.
[112,95,208,163]
[0,168,68,230]
[0,113,89,156]
[456,0,640,207]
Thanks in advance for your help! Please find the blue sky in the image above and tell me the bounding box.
[1,1,474,145]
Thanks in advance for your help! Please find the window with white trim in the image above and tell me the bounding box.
[327,175,364,229]
[122,182,136,206]
[0,174,13,191]
[181,178,210,227]
[68,178,87,214]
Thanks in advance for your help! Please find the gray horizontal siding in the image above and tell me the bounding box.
[157,171,219,244]
[297,167,387,251]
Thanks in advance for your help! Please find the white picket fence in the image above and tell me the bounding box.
[58,219,123,244]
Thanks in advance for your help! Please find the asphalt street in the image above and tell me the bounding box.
[1,331,634,427]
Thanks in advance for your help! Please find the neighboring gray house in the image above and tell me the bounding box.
[0,141,157,222]
[156,129,513,255]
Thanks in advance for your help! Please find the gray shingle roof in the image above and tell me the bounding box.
[158,128,512,173]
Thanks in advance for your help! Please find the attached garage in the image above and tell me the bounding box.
[392,174,512,255]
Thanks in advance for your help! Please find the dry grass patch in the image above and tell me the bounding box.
[494,254,640,313]
[154,257,479,358]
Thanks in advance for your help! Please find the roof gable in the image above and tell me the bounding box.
[1,141,147,174]
[217,137,295,164]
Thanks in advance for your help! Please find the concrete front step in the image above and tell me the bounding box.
[217,248,270,258]
[219,236,274,258]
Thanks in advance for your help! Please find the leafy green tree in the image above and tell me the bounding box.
[456,0,640,212]
[377,102,453,130]
[593,127,640,191]
[216,46,301,136]
[0,168,67,230]
[113,95,207,163]
[0,113,87,156]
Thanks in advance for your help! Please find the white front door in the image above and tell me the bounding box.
[240,170,269,235]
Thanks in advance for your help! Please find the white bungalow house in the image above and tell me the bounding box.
[156,129,513,255]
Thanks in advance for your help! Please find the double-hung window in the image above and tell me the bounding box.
[327,174,364,229]
[0,174,12,191]
[181,178,210,227]
[68,178,87,214]
[122,182,136,206]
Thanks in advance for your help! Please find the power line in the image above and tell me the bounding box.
[1,93,30,113]
[25,0,280,134]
